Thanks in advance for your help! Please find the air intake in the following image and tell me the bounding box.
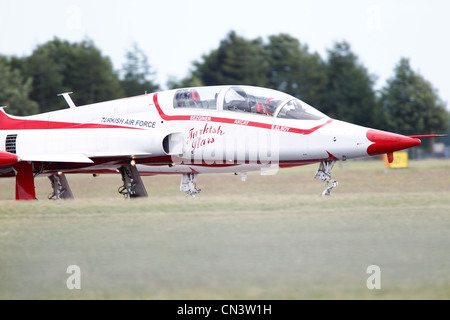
[5,134,17,154]
[163,133,184,155]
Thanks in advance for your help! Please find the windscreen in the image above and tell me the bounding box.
[223,86,291,116]
[172,85,328,120]
[276,99,326,120]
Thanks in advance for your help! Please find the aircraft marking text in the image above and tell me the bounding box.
[100,117,156,128]
[188,123,225,154]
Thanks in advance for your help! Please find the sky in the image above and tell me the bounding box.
[1,0,449,109]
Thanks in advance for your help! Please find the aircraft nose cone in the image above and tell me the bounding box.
[366,129,421,156]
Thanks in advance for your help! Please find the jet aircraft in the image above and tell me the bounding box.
[0,85,436,200]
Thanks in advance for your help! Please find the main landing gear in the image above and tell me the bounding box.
[48,173,74,200]
[314,160,338,196]
[117,165,148,198]
[180,173,201,197]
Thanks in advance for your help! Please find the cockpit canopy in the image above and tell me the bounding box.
[173,85,327,120]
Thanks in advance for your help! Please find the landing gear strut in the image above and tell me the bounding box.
[180,173,201,197]
[314,160,338,196]
[118,165,148,198]
[48,173,74,200]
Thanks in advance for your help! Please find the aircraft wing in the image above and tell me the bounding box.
[19,154,94,163]
[18,152,159,164]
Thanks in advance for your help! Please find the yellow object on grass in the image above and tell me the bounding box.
[384,152,408,168]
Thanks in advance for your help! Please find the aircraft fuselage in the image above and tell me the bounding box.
[0,85,422,199]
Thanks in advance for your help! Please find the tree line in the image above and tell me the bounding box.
[0,31,448,136]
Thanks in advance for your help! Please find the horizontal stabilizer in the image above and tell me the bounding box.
[19,154,93,163]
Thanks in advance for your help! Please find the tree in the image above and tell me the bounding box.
[264,34,327,107]
[0,56,39,116]
[193,31,269,86]
[380,58,449,135]
[323,42,384,129]
[68,39,124,106]
[24,38,124,112]
[166,72,203,89]
[120,43,159,96]
[22,41,65,112]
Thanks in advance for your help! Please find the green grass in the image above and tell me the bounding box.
[0,159,449,299]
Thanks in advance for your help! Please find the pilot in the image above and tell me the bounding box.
[174,89,202,108]
[264,98,278,116]
[174,89,189,108]
[190,89,202,107]
[256,101,266,114]
[224,86,249,112]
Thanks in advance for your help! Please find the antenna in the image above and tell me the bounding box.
[57,92,76,108]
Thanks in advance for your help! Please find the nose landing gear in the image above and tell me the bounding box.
[314,160,338,196]
[180,173,201,197]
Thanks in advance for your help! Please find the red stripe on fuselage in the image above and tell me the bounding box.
[0,92,332,133]
[152,93,332,135]
[0,109,139,130]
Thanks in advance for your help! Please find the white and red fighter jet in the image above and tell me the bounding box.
[0,85,434,200]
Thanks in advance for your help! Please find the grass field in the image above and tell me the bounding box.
[0,159,449,299]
